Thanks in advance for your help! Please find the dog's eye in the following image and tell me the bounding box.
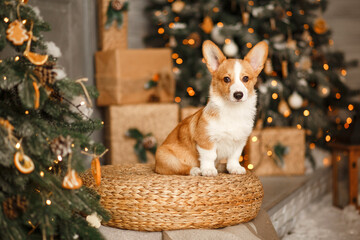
[223,76,231,83]
[242,76,249,82]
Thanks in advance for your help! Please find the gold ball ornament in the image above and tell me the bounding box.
[313,18,328,35]
[201,16,214,34]
[172,0,185,14]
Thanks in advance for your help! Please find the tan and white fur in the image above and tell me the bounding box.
[155,40,268,176]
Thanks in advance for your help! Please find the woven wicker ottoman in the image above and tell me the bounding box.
[82,164,264,231]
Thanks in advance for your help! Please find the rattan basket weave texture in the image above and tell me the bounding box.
[82,164,264,231]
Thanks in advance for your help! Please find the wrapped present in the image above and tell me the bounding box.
[97,0,128,50]
[105,103,179,165]
[95,48,175,106]
[180,106,202,121]
[244,127,305,176]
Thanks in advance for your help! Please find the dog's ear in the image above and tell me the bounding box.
[244,41,268,76]
[202,40,226,73]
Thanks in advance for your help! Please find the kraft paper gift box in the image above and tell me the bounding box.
[95,48,175,106]
[97,0,128,50]
[245,127,306,176]
[105,103,179,165]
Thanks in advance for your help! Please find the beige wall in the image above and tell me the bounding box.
[324,0,360,89]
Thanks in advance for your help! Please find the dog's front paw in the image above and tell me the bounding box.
[227,164,246,175]
[201,167,218,177]
[190,167,201,176]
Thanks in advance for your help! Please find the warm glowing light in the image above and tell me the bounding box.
[328,106,333,112]
[239,156,244,162]
[299,10,305,15]
[272,93,278,100]
[335,93,341,99]
[323,64,329,70]
[202,58,206,63]
[25,110,29,115]
[336,155,341,162]
[286,11,292,16]
[48,166,53,170]
[325,135,331,142]
[188,39,195,45]
[188,90,195,96]
[321,88,328,95]
[323,158,330,166]
[348,104,354,111]
[176,58,183,64]
[22,19,27,24]
[344,123,350,129]
[304,24,309,29]
[267,150,273,157]
[252,136,258,142]
[346,117,352,124]
[329,39,334,45]
[155,11,161,16]
[248,164,254,170]
[101,121,104,125]
[80,101,85,106]
[309,143,315,149]
[267,117,273,123]
[182,39,188,45]
[172,53,179,59]
[158,28,165,34]
[169,22,175,28]
[71,144,75,148]
[174,97,181,103]
[246,42,252,48]
[248,28,254,33]
[225,38,231,44]
[248,1,254,6]
[15,142,21,149]
[309,41,314,47]
[284,110,291,118]
[173,67,180,73]
[341,69,347,76]
[217,22,223,27]
[84,147,89,152]
[3,17,9,23]
[303,110,310,117]
[40,171,44,177]
[187,87,193,92]
[213,7,220,12]
[297,124,302,130]
[14,56,20,61]
[46,199,52,205]
[57,155,62,161]
[174,16,180,22]
[271,80,277,87]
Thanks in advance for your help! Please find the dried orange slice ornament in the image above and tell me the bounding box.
[23,24,48,66]
[6,20,29,46]
[62,169,83,190]
[91,157,101,186]
[14,152,34,174]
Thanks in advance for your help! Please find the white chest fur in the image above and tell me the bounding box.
[205,94,257,159]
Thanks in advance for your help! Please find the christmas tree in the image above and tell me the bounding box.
[0,0,109,239]
[145,0,358,161]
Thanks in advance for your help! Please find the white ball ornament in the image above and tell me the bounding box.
[288,91,303,109]
[211,25,226,44]
[223,40,238,57]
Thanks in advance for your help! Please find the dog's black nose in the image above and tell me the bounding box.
[233,91,243,100]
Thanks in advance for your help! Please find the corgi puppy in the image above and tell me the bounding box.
[155,40,268,176]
